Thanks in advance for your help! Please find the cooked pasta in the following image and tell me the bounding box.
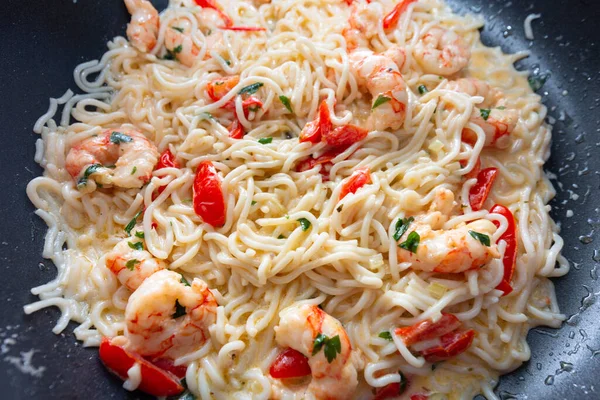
[26,0,568,399]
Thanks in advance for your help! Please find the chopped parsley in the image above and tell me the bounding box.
[171,26,185,33]
[496,106,506,110]
[162,51,176,60]
[134,231,145,239]
[277,234,286,239]
[297,218,311,231]
[336,205,343,212]
[131,166,137,175]
[238,82,263,95]
[180,275,191,287]
[124,210,143,235]
[393,217,414,241]
[251,200,257,206]
[312,333,342,363]
[172,45,183,54]
[128,241,144,251]
[480,108,491,121]
[172,300,186,319]
[528,73,549,91]
[279,95,293,113]
[418,85,428,94]
[125,259,140,271]
[378,331,393,341]
[372,94,391,110]
[109,131,133,144]
[469,230,491,246]
[258,137,273,144]
[248,105,261,112]
[77,163,102,188]
[399,231,420,253]
[199,112,214,120]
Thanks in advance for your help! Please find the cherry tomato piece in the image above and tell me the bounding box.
[324,124,368,148]
[339,167,371,200]
[395,313,461,346]
[193,161,226,227]
[269,348,311,379]
[490,204,518,296]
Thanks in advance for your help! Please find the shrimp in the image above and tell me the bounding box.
[163,9,225,67]
[413,26,470,76]
[273,304,359,400]
[448,78,519,148]
[105,238,165,291]
[349,47,408,131]
[396,188,499,273]
[124,269,217,359]
[65,128,159,190]
[124,0,159,53]
[342,2,379,51]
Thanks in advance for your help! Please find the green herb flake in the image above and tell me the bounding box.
[258,137,273,145]
[180,275,191,287]
[418,85,428,94]
[298,218,311,231]
[224,59,231,66]
[162,51,176,60]
[251,200,257,206]
[279,95,293,113]
[378,331,393,341]
[393,216,414,241]
[171,26,185,33]
[312,333,327,355]
[399,231,420,253]
[238,82,263,95]
[398,371,407,393]
[528,74,549,91]
[277,234,286,239]
[131,166,137,175]
[480,108,491,121]
[323,335,342,363]
[128,241,144,251]
[172,299,186,319]
[173,45,183,54]
[125,259,139,271]
[199,112,214,120]
[134,231,145,239]
[372,94,391,110]
[110,131,133,144]
[336,205,343,212]
[469,230,491,246]
[77,163,103,188]
[496,106,506,110]
[124,210,143,235]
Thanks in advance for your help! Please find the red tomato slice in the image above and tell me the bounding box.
[242,95,263,117]
[469,167,498,211]
[228,119,244,139]
[193,161,226,227]
[420,329,476,363]
[299,100,332,143]
[324,124,368,148]
[207,75,240,102]
[490,204,518,296]
[295,148,346,173]
[372,382,407,400]
[99,337,184,397]
[149,357,188,379]
[395,313,461,346]
[194,0,233,26]
[156,149,180,170]
[269,348,311,379]
[460,157,481,181]
[411,395,429,400]
[339,167,371,200]
[383,0,418,30]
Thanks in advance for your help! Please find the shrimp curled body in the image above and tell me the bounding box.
[124,0,159,53]
[273,304,359,400]
[105,238,165,291]
[125,269,217,359]
[65,128,159,190]
[413,26,470,76]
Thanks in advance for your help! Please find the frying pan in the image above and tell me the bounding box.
[0,0,599,398]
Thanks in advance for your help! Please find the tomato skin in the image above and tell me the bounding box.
[372,382,408,400]
[269,348,311,379]
[220,26,266,31]
[490,204,518,296]
[394,313,461,346]
[296,148,346,172]
[156,149,179,170]
[420,329,476,363]
[193,161,226,227]
[150,358,188,379]
[299,100,332,143]
[339,167,371,200]
[460,157,481,180]
[383,0,418,29]
[99,337,184,397]
[325,124,368,148]
[207,75,240,103]
[242,95,263,116]
[469,167,498,211]
[410,395,429,400]
[228,119,244,139]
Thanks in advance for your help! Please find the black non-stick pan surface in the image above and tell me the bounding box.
[0,0,599,399]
